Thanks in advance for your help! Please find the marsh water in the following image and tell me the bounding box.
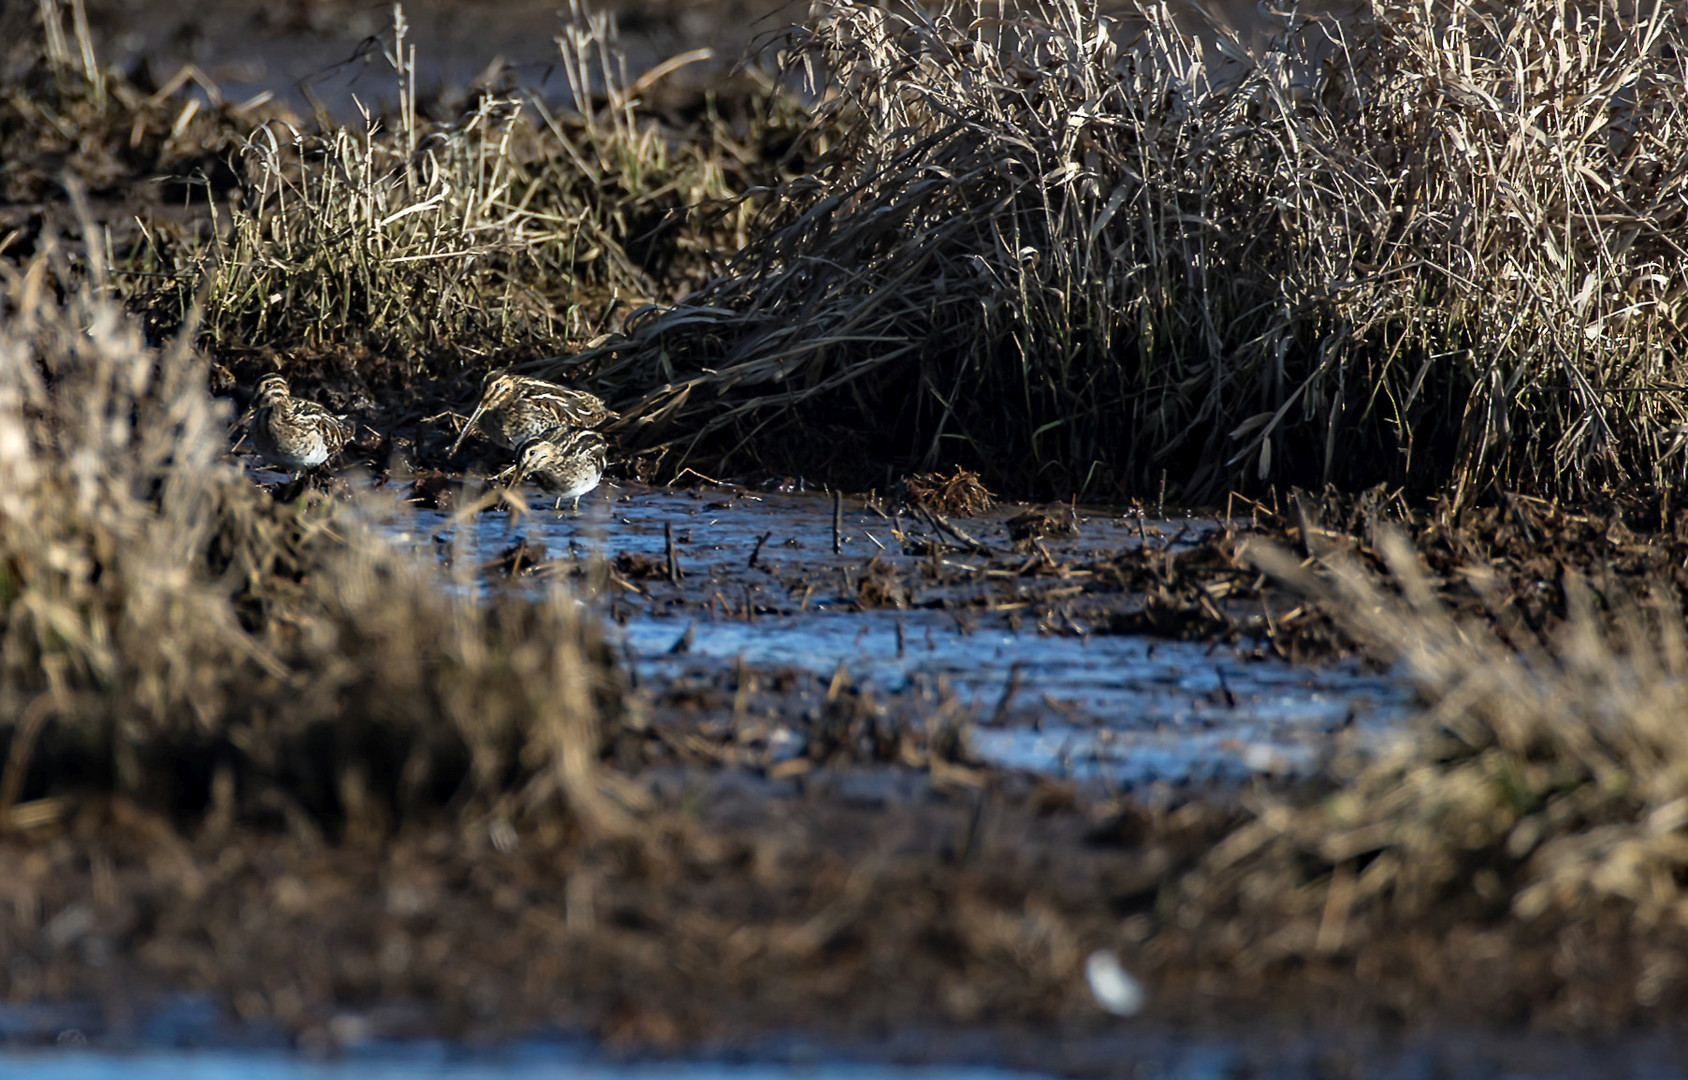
[3,1057,1046,1080]
[6,1047,1682,1080]
[9,1016,1688,1080]
[4,974,1686,1077]
[1,2,1532,1074]
[0,476,1443,1079]
[376,482,1410,789]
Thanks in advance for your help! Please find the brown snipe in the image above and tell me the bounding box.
[448,368,615,456]
[497,426,609,512]
[248,374,354,478]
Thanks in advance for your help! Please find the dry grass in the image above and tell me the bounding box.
[0,242,622,838]
[557,0,1688,503]
[10,0,1688,1039]
[1138,524,1688,1024]
[89,1,798,372]
[1269,527,1688,925]
[900,466,996,516]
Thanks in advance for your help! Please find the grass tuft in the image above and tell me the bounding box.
[899,466,996,517]
[120,2,797,375]
[559,0,1688,503]
[1141,523,1688,1025]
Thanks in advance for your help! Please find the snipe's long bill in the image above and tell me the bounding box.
[449,368,615,457]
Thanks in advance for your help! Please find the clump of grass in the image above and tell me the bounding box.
[528,0,789,306]
[1154,527,1688,1024]
[136,8,564,362]
[127,2,795,371]
[0,243,621,837]
[560,0,1688,503]
[900,466,995,517]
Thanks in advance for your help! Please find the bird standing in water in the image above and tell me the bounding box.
[247,374,354,479]
[448,368,615,456]
[498,426,609,512]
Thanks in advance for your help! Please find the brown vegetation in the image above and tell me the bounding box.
[562,0,1688,503]
[18,0,1686,505]
[899,466,996,517]
[5,1,801,382]
[1141,512,1688,1030]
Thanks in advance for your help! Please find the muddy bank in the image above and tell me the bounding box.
[9,0,793,117]
[29,0,1359,120]
[2,754,1681,1061]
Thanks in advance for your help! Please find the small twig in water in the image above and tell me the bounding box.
[923,508,990,554]
[990,662,1025,725]
[748,530,772,570]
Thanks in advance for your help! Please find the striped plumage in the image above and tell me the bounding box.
[248,374,354,475]
[448,368,615,456]
[498,427,608,511]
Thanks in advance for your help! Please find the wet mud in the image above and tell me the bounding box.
[21,0,793,118]
[41,0,1356,120]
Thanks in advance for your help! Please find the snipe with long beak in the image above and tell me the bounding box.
[448,368,615,456]
[248,374,354,478]
[497,427,609,512]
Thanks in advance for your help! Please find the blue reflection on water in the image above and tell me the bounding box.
[2,1050,1052,1080]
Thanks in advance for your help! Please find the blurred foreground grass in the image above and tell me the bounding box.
[0,243,622,840]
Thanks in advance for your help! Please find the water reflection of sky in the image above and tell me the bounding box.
[622,611,1408,786]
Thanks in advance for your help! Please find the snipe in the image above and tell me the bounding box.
[497,426,609,512]
[248,374,354,478]
[449,368,615,456]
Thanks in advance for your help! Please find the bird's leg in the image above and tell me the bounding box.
[276,472,308,502]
